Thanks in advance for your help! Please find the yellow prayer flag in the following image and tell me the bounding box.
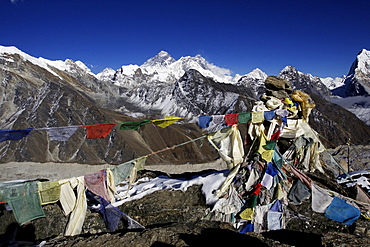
[239,207,254,220]
[37,181,61,205]
[251,111,264,124]
[151,116,183,128]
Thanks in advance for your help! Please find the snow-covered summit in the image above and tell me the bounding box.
[0,45,94,78]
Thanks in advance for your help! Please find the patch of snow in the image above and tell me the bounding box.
[113,170,228,207]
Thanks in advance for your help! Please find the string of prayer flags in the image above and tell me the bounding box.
[84,123,116,139]
[46,126,80,141]
[151,116,183,128]
[120,120,151,131]
[0,128,33,142]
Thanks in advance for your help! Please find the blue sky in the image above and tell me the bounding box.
[1,0,369,77]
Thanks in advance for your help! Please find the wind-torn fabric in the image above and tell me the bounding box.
[288,179,311,205]
[151,116,183,128]
[311,183,333,213]
[84,123,116,139]
[207,125,244,196]
[224,114,238,125]
[98,196,144,231]
[85,170,111,203]
[46,126,80,141]
[119,120,151,131]
[324,196,361,225]
[106,168,116,203]
[111,161,135,186]
[207,125,244,170]
[253,205,269,233]
[0,128,33,142]
[198,116,213,129]
[60,176,87,236]
[37,180,61,205]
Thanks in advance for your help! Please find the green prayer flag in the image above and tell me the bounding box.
[238,112,251,123]
[120,120,151,130]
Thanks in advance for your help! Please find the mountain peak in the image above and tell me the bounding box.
[141,51,176,67]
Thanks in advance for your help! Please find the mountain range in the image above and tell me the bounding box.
[0,45,369,164]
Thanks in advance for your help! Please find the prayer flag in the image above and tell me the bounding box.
[47,126,79,141]
[84,123,116,139]
[238,112,251,123]
[120,120,151,130]
[151,116,183,128]
[0,128,33,142]
[224,113,238,125]
[198,116,213,129]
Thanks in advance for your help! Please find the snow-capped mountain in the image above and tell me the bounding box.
[320,76,345,90]
[96,51,238,87]
[278,65,332,99]
[343,49,370,97]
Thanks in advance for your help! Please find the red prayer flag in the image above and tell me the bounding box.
[84,123,116,139]
[224,113,238,125]
[270,130,281,141]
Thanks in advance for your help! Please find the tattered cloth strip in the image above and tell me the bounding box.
[98,196,144,231]
[83,123,116,139]
[311,183,334,213]
[224,113,238,125]
[356,185,370,206]
[238,112,251,123]
[324,196,361,225]
[111,161,136,186]
[253,204,269,233]
[85,170,111,203]
[207,125,244,170]
[198,116,213,129]
[0,128,33,142]
[60,176,87,236]
[119,120,151,130]
[288,179,311,205]
[37,181,61,205]
[1,181,45,225]
[46,126,79,141]
[127,156,147,192]
[151,116,183,128]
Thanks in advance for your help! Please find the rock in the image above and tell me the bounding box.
[264,76,293,99]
